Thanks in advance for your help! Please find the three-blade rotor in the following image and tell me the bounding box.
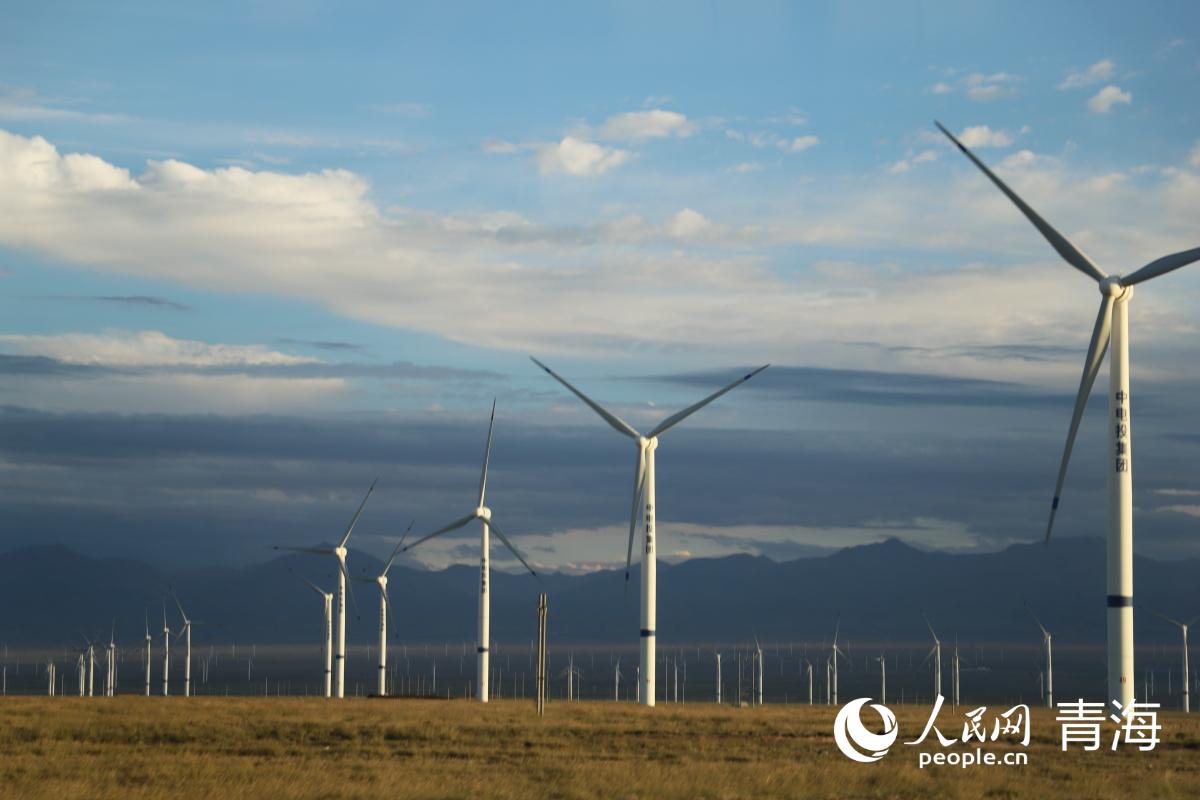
[936,120,1200,543]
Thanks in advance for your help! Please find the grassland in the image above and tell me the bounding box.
[1,698,1198,799]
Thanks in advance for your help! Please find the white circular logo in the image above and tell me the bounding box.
[833,697,899,763]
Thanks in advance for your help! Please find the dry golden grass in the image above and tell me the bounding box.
[1,697,1198,799]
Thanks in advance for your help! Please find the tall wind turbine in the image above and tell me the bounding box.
[276,479,376,698]
[105,623,116,697]
[161,602,170,696]
[173,593,193,697]
[830,620,847,706]
[754,637,764,706]
[922,613,942,701]
[531,358,768,706]
[143,611,152,697]
[936,121,1200,705]
[298,575,333,698]
[1149,610,1196,712]
[715,652,722,704]
[875,654,886,704]
[357,522,413,697]
[1026,604,1054,708]
[400,402,539,703]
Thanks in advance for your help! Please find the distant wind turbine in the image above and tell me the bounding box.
[875,654,886,704]
[830,620,847,706]
[1149,610,1196,712]
[530,358,768,705]
[143,610,152,697]
[937,120,1200,706]
[1026,603,1054,708]
[400,402,539,703]
[922,612,942,701]
[298,575,333,698]
[356,521,413,697]
[161,602,170,696]
[276,479,376,698]
[173,592,194,697]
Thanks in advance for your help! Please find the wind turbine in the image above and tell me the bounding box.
[1026,604,1054,708]
[82,634,95,697]
[614,657,623,701]
[299,576,334,698]
[530,358,768,706]
[754,637,764,706]
[356,522,413,697]
[936,121,1200,706]
[875,654,886,704]
[952,638,961,706]
[161,601,170,697]
[400,402,539,703]
[172,592,193,697]
[105,623,116,697]
[143,610,152,697]
[275,479,376,698]
[922,612,942,701]
[805,659,813,705]
[1149,610,1196,712]
[830,620,847,706]
[715,652,722,704]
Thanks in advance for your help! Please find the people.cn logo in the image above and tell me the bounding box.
[833,698,899,763]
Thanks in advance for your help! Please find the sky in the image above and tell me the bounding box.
[1,1,1198,572]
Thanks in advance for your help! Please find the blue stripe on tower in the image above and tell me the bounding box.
[640,629,655,637]
[477,646,489,653]
[1106,595,1133,608]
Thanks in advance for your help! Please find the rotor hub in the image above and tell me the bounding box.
[476,506,491,521]
[1099,276,1124,298]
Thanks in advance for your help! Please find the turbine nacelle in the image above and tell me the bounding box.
[334,545,348,561]
[1099,276,1132,301]
[475,506,492,522]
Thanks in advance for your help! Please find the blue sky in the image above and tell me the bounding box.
[1,1,1198,569]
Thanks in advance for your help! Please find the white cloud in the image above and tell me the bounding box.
[665,208,711,239]
[1059,59,1116,89]
[481,138,519,155]
[597,109,695,141]
[1187,141,1200,168]
[729,161,764,174]
[782,135,819,153]
[957,125,1013,148]
[0,86,130,124]
[536,136,630,176]
[1157,504,1200,518]
[1088,85,1132,113]
[888,160,912,175]
[931,82,953,95]
[1153,488,1200,497]
[0,330,317,367]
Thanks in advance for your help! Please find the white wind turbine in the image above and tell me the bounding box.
[875,654,886,705]
[143,611,152,697]
[531,358,768,706]
[614,657,623,701]
[937,121,1200,706]
[922,612,942,701]
[356,522,413,697]
[105,623,115,697]
[172,593,194,697]
[715,652,722,704]
[829,620,847,706]
[276,479,376,699]
[754,637,764,706]
[161,602,170,696]
[1026,604,1054,708]
[1149,610,1196,713]
[298,575,334,698]
[400,401,539,703]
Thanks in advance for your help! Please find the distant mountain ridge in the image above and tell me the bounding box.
[0,538,1196,648]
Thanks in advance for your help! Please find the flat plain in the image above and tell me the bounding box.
[1,698,1198,799]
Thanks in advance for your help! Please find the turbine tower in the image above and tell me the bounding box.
[937,121,1200,706]
[923,612,942,701]
[875,654,886,704]
[1149,610,1195,712]
[105,623,116,697]
[276,479,376,698]
[830,620,847,706]
[715,652,722,704]
[161,602,170,697]
[1026,604,1054,708]
[299,576,333,698]
[172,593,194,697]
[400,402,539,702]
[531,358,768,705]
[143,610,152,697]
[357,522,413,697]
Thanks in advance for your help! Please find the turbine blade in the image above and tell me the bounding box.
[171,591,188,625]
[1046,294,1114,542]
[935,121,1106,283]
[1024,603,1050,637]
[922,612,939,644]
[478,400,496,507]
[338,478,378,549]
[384,586,400,641]
[923,646,937,665]
[403,514,476,552]
[485,516,539,579]
[1148,608,1185,629]
[647,365,770,438]
[832,617,840,647]
[382,520,416,575]
[624,445,647,586]
[298,574,328,597]
[274,545,333,555]
[338,557,359,616]
[1122,246,1200,287]
[529,357,640,439]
